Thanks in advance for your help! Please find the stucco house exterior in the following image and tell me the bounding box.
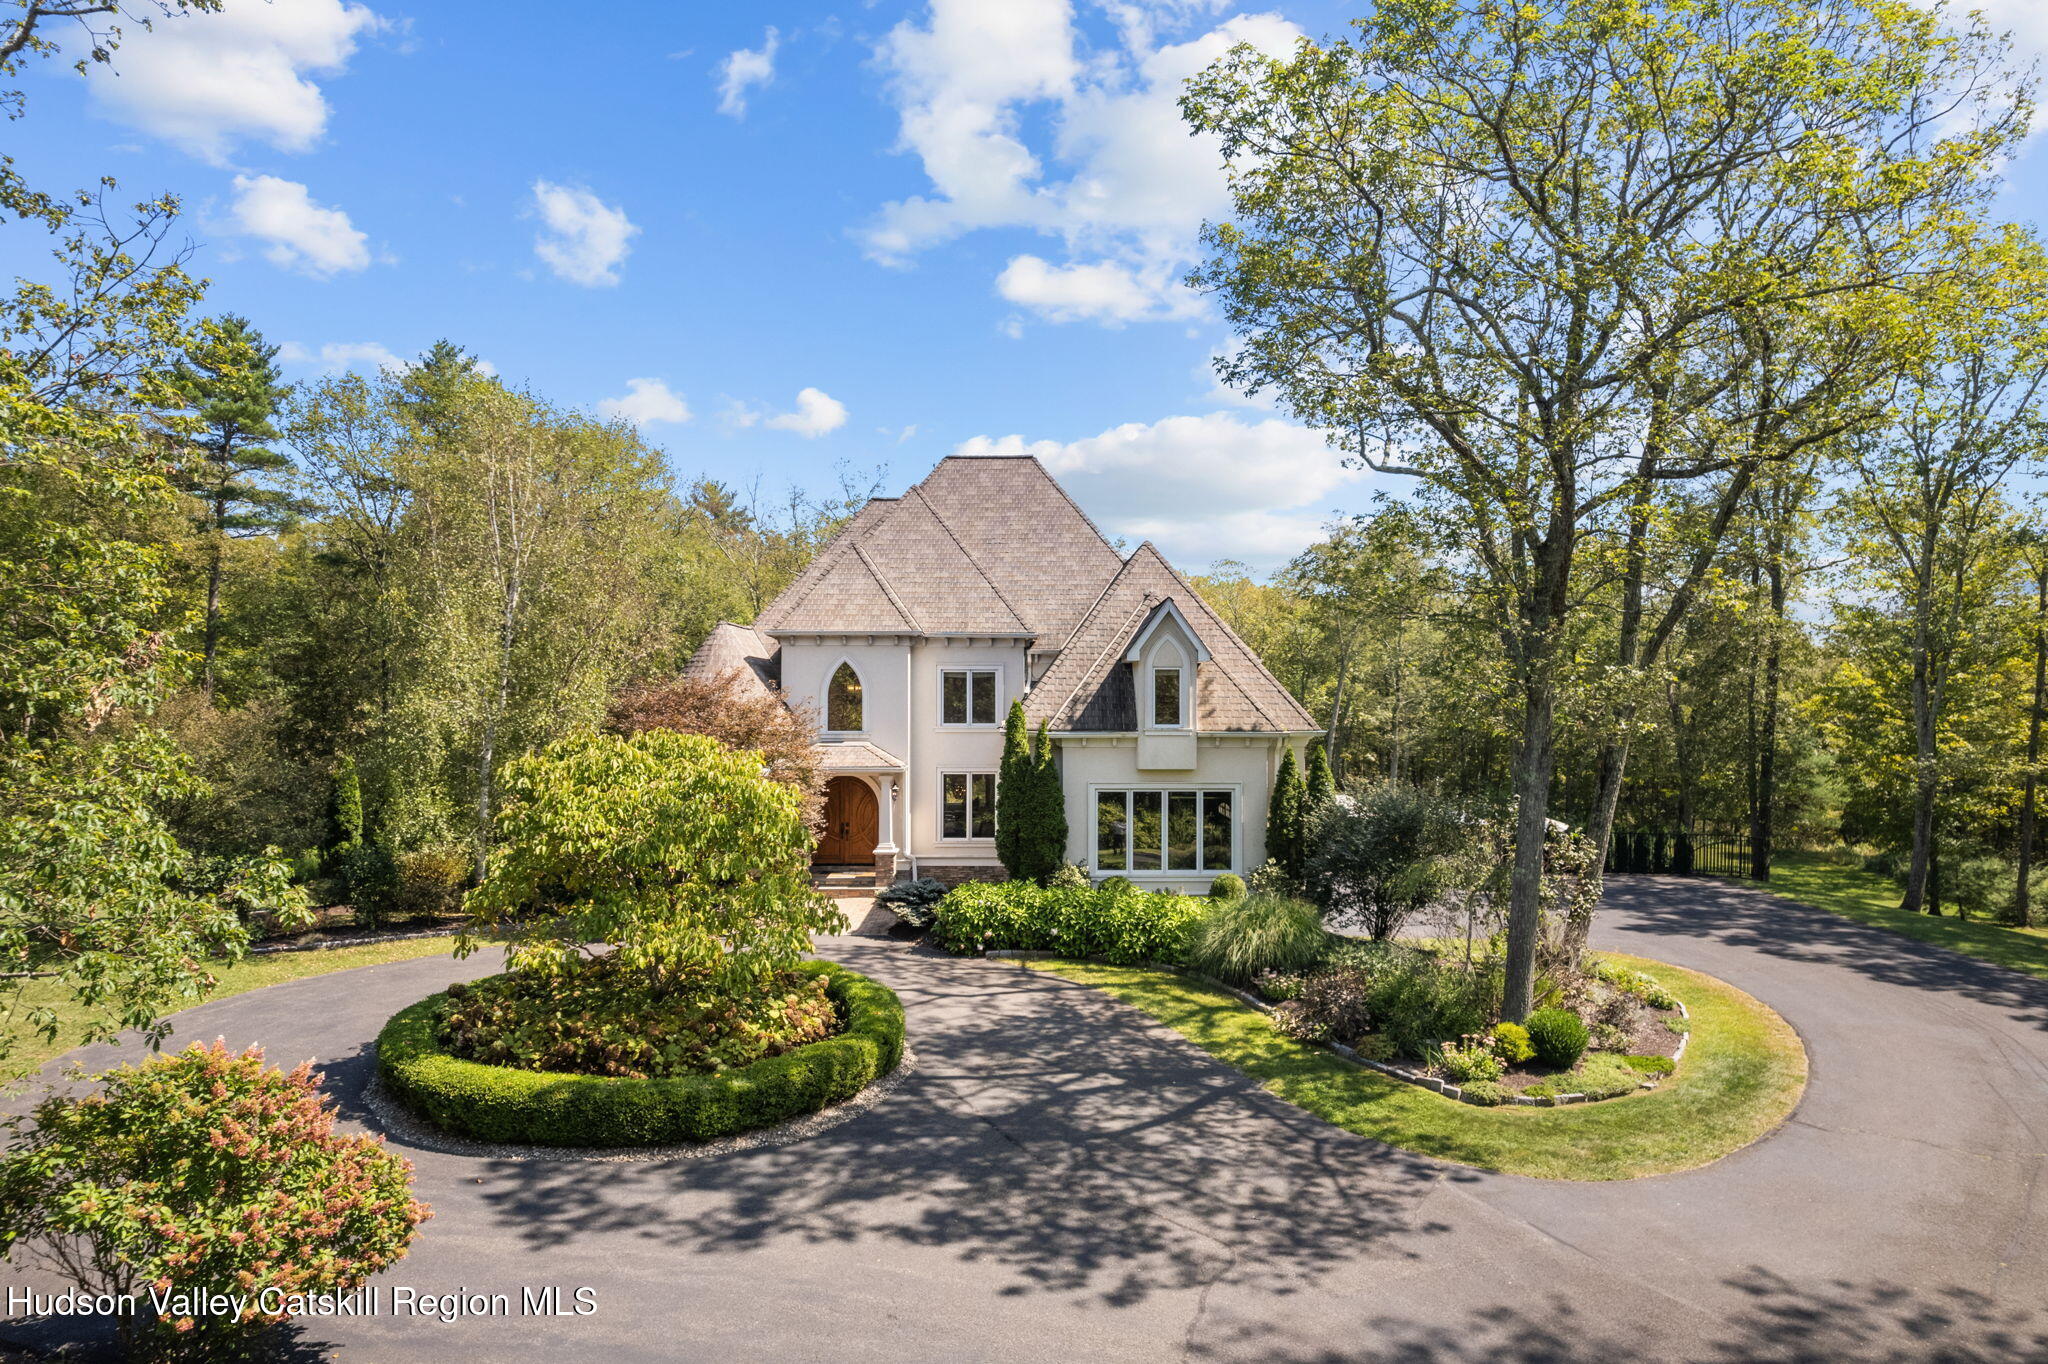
[682,455,1323,893]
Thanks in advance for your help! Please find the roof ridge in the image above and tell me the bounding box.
[907,485,1030,634]
[756,498,894,629]
[1138,543,1301,731]
[1022,455,1122,560]
[850,542,923,632]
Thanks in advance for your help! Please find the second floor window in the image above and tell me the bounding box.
[941,668,998,725]
[828,662,863,731]
[1152,667,1183,727]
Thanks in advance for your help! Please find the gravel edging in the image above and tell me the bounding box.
[991,949,1690,1109]
[358,1043,917,1163]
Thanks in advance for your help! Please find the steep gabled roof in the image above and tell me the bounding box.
[755,498,898,633]
[759,538,921,634]
[850,488,1028,633]
[913,456,1125,640]
[683,622,781,699]
[1025,542,1319,733]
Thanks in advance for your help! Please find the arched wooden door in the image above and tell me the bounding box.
[817,777,879,866]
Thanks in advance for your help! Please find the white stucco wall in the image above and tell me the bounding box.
[1055,734,1304,894]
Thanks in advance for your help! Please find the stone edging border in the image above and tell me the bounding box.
[251,924,459,955]
[986,948,1690,1108]
[358,1042,918,1163]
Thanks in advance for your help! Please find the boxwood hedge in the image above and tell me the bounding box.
[931,880,1206,965]
[376,960,903,1147]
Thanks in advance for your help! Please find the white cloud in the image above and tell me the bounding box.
[866,4,1302,325]
[229,174,371,276]
[530,181,638,287]
[717,27,779,118]
[955,410,1364,562]
[86,0,380,164]
[277,339,404,373]
[597,378,692,428]
[766,387,849,437]
[996,254,1174,325]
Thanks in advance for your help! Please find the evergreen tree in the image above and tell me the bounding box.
[1028,720,1068,880]
[995,699,1032,878]
[1268,747,1305,881]
[164,314,305,696]
[1304,742,1336,810]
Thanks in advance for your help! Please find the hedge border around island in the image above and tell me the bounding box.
[375,960,905,1147]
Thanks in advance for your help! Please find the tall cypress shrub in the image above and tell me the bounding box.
[1267,747,1304,881]
[1304,743,1336,810]
[1029,721,1068,881]
[995,700,1032,879]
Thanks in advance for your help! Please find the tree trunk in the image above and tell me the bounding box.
[1749,554,1786,880]
[202,532,224,699]
[1325,634,1352,783]
[1502,674,1557,1023]
[1902,554,1939,914]
[2018,562,2046,927]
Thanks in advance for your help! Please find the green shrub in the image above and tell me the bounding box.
[1590,1021,1630,1053]
[1253,969,1307,1002]
[440,959,836,1077]
[379,961,903,1147]
[393,845,469,919]
[1363,952,1492,1059]
[876,876,947,929]
[1207,872,1247,901]
[931,880,1205,965]
[1436,1036,1504,1084]
[1348,1033,1398,1063]
[1489,1021,1534,1064]
[1049,862,1090,889]
[1099,875,1137,896]
[335,839,399,925]
[1460,1078,1510,1106]
[1623,1054,1676,1076]
[1589,958,1679,1010]
[1185,892,1324,984]
[0,1041,426,1355]
[1526,1006,1590,1069]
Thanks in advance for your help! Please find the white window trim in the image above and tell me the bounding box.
[823,656,869,736]
[1146,639,1189,731]
[935,664,1005,729]
[937,769,999,842]
[1087,783,1239,877]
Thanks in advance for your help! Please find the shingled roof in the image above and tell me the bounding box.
[682,621,780,700]
[701,456,1319,735]
[1024,542,1320,733]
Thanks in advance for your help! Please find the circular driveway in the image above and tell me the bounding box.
[7,876,2048,1362]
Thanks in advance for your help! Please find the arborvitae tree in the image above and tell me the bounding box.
[995,699,1032,879]
[164,314,304,695]
[332,755,364,848]
[1268,746,1305,881]
[1028,720,1068,881]
[1304,742,1336,810]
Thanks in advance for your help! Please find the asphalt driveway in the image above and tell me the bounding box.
[5,876,2047,1362]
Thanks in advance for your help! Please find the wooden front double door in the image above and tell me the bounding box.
[816,776,879,865]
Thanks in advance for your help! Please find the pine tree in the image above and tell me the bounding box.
[1029,720,1068,880]
[164,314,305,696]
[1268,747,1304,881]
[1304,743,1335,810]
[995,699,1032,878]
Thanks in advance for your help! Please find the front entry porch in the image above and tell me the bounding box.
[811,742,904,895]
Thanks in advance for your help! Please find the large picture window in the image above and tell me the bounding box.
[941,668,999,725]
[941,772,997,840]
[1093,789,1232,873]
[827,662,864,732]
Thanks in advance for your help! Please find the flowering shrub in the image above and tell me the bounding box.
[440,958,836,1077]
[1253,969,1307,1002]
[931,881,1206,965]
[0,1042,427,1354]
[1438,1035,1505,1084]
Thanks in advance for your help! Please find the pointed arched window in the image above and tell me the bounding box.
[827,661,864,732]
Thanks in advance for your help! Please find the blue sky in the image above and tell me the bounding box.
[9,0,2048,572]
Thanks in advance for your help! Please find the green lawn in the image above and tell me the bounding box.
[1027,952,1806,1181]
[1755,852,2048,982]
[3,935,460,1078]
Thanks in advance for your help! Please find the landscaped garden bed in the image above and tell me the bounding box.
[377,959,904,1147]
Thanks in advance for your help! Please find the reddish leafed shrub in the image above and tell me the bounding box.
[0,1041,429,1354]
[606,668,823,826]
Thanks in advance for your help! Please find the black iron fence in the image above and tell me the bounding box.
[1605,828,1757,879]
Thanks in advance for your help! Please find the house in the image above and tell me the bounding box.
[682,455,1323,893]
